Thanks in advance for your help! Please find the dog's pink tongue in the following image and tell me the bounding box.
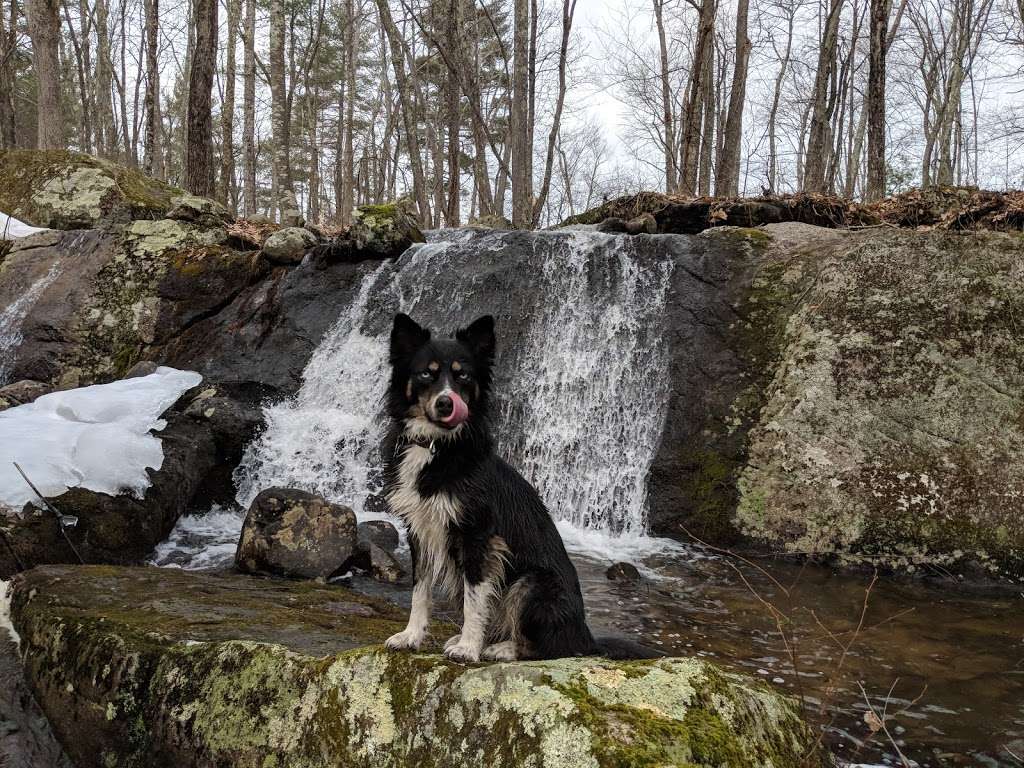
[442,392,469,426]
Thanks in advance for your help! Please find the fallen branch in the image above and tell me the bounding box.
[12,462,85,565]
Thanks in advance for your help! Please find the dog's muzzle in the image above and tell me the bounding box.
[434,391,469,427]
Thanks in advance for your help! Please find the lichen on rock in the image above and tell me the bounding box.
[9,565,821,768]
[736,229,1024,578]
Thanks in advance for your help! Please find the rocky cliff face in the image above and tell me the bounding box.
[2,151,1022,582]
[8,566,820,768]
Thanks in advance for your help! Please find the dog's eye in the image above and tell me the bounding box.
[416,371,433,380]
[456,372,472,382]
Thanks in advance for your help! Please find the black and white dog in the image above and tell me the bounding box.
[381,313,600,662]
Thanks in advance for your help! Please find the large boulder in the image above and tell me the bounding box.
[0,205,266,390]
[236,488,357,578]
[0,404,216,578]
[9,565,821,768]
[733,228,1024,578]
[0,149,230,230]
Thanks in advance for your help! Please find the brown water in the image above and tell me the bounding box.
[570,549,1024,767]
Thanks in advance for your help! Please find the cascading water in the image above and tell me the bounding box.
[0,264,61,386]
[156,229,680,567]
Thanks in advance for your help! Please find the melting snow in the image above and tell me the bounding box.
[0,212,49,240]
[0,367,202,509]
[0,579,18,648]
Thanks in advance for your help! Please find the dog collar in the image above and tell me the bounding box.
[396,434,437,456]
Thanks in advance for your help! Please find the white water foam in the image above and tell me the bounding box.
[169,230,688,568]
[496,232,674,538]
[0,579,20,649]
[0,264,62,386]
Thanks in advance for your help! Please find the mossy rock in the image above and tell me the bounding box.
[0,149,229,229]
[736,229,1024,580]
[348,202,425,255]
[9,565,822,767]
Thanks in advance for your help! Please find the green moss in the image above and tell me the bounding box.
[10,566,821,768]
[0,149,180,228]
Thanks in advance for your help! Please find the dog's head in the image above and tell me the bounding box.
[387,313,495,440]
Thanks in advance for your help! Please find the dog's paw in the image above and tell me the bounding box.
[443,633,462,651]
[481,641,517,662]
[443,641,481,664]
[385,629,425,651]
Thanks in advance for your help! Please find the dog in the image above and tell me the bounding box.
[381,313,659,663]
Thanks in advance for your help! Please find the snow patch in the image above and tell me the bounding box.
[0,367,202,509]
[0,212,50,240]
[0,579,19,648]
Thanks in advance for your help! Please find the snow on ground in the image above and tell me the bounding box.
[0,367,202,509]
[0,580,18,648]
[0,212,49,240]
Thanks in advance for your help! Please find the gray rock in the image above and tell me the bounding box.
[261,226,318,264]
[0,407,217,578]
[235,488,356,579]
[122,361,159,379]
[350,540,406,584]
[606,562,641,582]
[0,380,52,411]
[9,565,820,768]
[357,519,400,552]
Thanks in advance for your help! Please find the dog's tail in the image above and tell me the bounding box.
[594,635,667,660]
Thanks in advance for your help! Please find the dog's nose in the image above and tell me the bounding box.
[435,395,453,417]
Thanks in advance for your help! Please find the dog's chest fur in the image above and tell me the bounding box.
[387,444,462,596]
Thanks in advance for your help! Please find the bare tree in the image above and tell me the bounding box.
[25,0,63,148]
[220,0,240,209]
[184,0,217,195]
[241,0,256,214]
[511,0,531,227]
[717,0,751,196]
[804,0,846,193]
[142,0,164,178]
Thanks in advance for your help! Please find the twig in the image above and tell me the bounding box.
[12,462,85,565]
[858,679,916,767]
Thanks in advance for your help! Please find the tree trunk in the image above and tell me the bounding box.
[865,0,887,199]
[340,0,357,225]
[143,0,164,178]
[0,0,16,147]
[242,0,256,214]
[270,0,293,214]
[716,0,750,196]
[803,0,845,193]
[95,0,115,155]
[532,0,575,227]
[444,0,460,227]
[220,0,240,209]
[374,0,429,222]
[511,0,531,228]
[679,0,716,195]
[653,0,677,193]
[184,0,217,196]
[26,0,63,148]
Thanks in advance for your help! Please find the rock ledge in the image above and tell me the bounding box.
[10,565,820,767]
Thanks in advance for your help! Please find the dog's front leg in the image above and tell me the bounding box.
[444,578,493,663]
[386,578,432,651]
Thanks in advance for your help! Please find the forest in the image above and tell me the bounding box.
[1,0,1022,227]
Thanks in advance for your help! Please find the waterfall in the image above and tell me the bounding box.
[0,264,61,386]
[157,229,680,567]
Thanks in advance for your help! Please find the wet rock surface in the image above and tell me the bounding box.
[236,488,357,579]
[9,565,820,768]
[0,404,217,579]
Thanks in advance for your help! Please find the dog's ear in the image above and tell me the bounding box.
[456,315,495,364]
[390,313,430,365]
